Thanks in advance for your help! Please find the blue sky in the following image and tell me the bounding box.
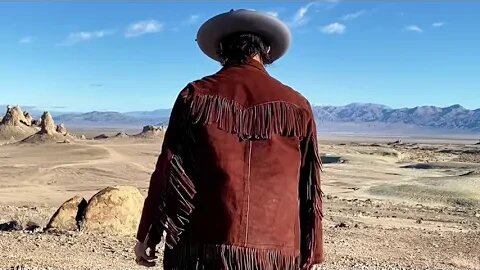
[0,1,479,112]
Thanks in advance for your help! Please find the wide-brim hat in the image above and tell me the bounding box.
[196,9,291,62]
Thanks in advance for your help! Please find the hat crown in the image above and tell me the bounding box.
[196,8,291,62]
[229,8,256,12]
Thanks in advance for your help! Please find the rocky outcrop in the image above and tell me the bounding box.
[1,106,28,126]
[135,125,166,138]
[93,132,130,140]
[21,111,74,144]
[46,196,87,232]
[23,112,33,126]
[94,134,109,140]
[31,119,41,126]
[25,221,42,233]
[56,123,67,135]
[0,105,39,140]
[82,186,144,236]
[114,132,129,138]
[0,220,23,231]
[39,112,56,135]
[0,106,74,143]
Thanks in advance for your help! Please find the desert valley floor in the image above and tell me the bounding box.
[1,133,479,270]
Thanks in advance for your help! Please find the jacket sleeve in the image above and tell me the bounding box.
[299,106,324,269]
[136,88,190,246]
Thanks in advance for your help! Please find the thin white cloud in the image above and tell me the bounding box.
[318,0,340,10]
[405,25,423,33]
[340,10,365,21]
[291,2,317,27]
[171,15,201,32]
[125,20,163,38]
[321,22,346,34]
[266,11,279,18]
[288,1,339,28]
[59,30,113,46]
[432,22,445,27]
[19,36,32,44]
[187,15,200,24]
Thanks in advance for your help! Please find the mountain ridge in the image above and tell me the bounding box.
[311,103,479,131]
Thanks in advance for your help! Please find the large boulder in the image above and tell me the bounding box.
[46,195,87,232]
[83,186,144,236]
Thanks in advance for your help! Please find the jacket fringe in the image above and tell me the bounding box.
[164,243,300,270]
[157,154,197,249]
[311,134,323,215]
[300,131,323,268]
[188,94,310,139]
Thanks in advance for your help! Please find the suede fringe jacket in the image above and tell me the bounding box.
[137,59,324,270]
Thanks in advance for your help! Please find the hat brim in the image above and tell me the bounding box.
[196,9,291,62]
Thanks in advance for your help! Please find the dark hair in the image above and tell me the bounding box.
[217,32,272,66]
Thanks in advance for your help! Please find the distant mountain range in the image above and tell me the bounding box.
[311,103,480,131]
[53,111,170,127]
[3,103,479,133]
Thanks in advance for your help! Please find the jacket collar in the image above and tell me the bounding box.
[221,58,268,74]
[243,58,267,72]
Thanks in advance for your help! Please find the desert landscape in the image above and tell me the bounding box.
[0,105,479,270]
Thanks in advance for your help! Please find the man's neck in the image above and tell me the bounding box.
[251,55,263,65]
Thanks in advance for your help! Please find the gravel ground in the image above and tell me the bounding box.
[1,198,479,270]
[2,141,479,270]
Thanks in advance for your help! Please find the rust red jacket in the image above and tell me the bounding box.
[137,59,324,270]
